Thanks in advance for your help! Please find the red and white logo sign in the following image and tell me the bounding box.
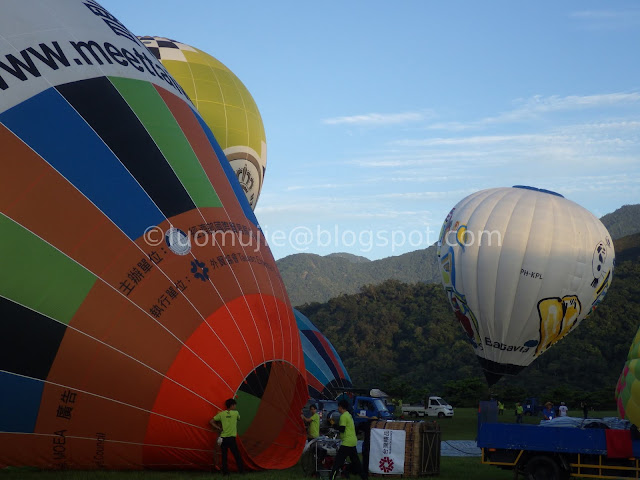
[379,456,394,473]
[370,428,405,475]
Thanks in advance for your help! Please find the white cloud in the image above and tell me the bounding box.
[286,183,345,191]
[377,189,478,201]
[556,120,640,135]
[569,9,640,30]
[392,134,556,147]
[386,117,640,167]
[323,111,428,126]
[484,93,640,126]
[426,93,640,131]
[385,174,487,183]
[570,10,639,20]
[348,150,495,168]
[256,197,434,223]
[513,93,640,113]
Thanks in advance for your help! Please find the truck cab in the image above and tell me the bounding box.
[427,396,454,418]
[351,395,394,427]
[522,397,542,416]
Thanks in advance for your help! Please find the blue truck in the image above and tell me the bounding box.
[343,394,395,428]
[522,397,543,416]
[477,401,639,479]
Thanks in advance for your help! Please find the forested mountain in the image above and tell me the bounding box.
[600,204,640,240]
[279,204,640,306]
[277,247,439,306]
[297,233,640,409]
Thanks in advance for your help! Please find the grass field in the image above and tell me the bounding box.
[0,408,618,479]
[0,459,514,480]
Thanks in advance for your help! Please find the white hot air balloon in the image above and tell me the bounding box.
[437,186,615,385]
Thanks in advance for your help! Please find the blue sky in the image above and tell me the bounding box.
[104,0,640,260]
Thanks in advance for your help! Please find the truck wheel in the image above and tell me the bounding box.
[410,411,418,418]
[438,412,445,418]
[525,455,561,480]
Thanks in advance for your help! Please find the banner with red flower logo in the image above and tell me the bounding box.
[369,428,406,475]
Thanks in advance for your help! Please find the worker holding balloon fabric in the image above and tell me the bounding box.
[302,404,320,440]
[211,399,245,474]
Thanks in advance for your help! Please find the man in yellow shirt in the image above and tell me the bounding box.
[516,402,524,423]
[211,398,245,475]
[331,400,361,480]
[302,404,320,440]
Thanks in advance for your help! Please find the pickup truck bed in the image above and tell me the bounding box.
[478,422,640,479]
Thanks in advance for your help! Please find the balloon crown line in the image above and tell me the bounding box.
[512,185,564,198]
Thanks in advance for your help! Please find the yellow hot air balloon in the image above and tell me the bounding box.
[139,36,267,210]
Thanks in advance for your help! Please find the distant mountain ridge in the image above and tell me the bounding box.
[600,204,640,240]
[278,204,640,306]
[277,247,440,306]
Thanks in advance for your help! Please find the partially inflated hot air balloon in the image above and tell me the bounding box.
[0,0,306,471]
[437,186,615,385]
[294,309,353,399]
[138,36,267,210]
[616,327,640,427]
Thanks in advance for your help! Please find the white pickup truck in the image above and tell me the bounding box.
[401,396,454,418]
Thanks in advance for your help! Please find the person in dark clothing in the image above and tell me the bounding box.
[358,417,376,480]
[582,401,589,419]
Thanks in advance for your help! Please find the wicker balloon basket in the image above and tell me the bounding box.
[369,420,441,477]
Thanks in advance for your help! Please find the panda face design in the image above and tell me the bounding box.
[592,241,607,279]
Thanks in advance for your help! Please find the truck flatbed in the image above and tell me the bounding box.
[478,422,640,479]
[479,422,640,456]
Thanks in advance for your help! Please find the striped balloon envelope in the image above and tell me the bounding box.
[0,0,306,471]
[294,309,353,399]
[616,326,640,428]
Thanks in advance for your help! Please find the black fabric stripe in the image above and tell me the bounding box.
[238,362,272,398]
[146,46,160,59]
[0,297,66,379]
[56,77,196,220]
[157,40,179,49]
[303,330,342,382]
[308,386,323,399]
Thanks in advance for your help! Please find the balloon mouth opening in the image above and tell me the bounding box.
[235,361,308,467]
[512,185,564,198]
[477,357,527,386]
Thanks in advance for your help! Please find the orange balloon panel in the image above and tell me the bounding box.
[0,0,306,471]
